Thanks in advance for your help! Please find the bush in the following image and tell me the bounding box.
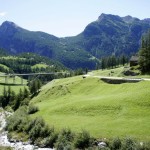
[55,128,74,150]
[55,136,72,150]
[44,132,58,148]
[74,130,92,149]
[6,106,29,132]
[111,138,122,150]
[28,117,45,142]
[123,138,136,150]
[28,105,39,114]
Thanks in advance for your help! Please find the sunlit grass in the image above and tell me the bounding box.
[31,76,150,141]
[0,76,28,95]
[31,63,49,69]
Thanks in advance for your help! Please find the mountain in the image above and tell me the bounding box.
[0,21,97,69]
[64,13,150,58]
[0,14,150,69]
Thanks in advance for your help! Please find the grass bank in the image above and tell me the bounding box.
[0,75,28,95]
[31,76,150,141]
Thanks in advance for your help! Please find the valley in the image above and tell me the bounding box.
[0,14,150,69]
[0,11,150,149]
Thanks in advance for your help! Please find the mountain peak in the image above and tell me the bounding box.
[142,18,150,24]
[97,13,122,23]
[122,15,140,23]
[0,21,22,36]
[97,13,109,21]
[1,21,19,28]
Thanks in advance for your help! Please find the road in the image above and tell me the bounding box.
[83,74,150,81]
[0,72,68,77]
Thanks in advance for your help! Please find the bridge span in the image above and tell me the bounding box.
[0,72,68,85]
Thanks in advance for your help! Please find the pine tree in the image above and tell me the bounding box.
[37,79,42,92]
[29,80,37,94]
[101,57,106,70]
[85,68,88,74]
[9,91,16,107]
[7,86,12,104]
[139,31,150,73]
[120,55,126,66]
[111,55,116,68]
[23,87,30,98]
[2,86,8,108]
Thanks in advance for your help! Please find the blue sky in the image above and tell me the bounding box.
[0,0,150,37]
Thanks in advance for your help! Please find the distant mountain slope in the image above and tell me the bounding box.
[64,13,150,58]
[0,14,150,69]
[0,21,97,69]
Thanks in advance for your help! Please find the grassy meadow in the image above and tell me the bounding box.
[0,75,28,95]
[90,67,125,77]
[90,66,150,79]
[31,75,150,141]
[31,63,49,69]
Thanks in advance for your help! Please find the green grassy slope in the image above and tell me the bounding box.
[90,67,125,77]
[31,76,150,141]
[0,76,28,95]
[31,63,49,69]
[90,66,150,79]
[0,64,10,70]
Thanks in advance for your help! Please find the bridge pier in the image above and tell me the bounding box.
[13,76,16,84]
[21,77,23,85]
[5,76,8,84]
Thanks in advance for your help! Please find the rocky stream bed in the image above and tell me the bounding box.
[0,108,53,150]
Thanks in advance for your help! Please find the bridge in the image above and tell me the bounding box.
[0,72,68,85]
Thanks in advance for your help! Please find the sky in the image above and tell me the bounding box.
[0,0,150,37]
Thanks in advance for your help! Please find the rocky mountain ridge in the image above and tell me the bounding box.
[0,13,150,69]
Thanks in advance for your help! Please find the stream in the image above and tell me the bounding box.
[0,108,53,150]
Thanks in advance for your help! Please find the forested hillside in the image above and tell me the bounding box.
[0,14,150,69]
[0,22,97,69]
[0,52,66,74]
[64,14,150,58]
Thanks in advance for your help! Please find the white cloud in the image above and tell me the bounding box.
[0,12,7,17]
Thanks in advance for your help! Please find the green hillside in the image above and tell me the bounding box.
[31,76,150,141]
[31,63,49,69]
[1,14,150,69]
[0,21,97,69]
[0,75,28,95]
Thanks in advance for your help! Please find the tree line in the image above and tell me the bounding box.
[0,86,30,110]
[139,31,150,73]
[100,55,129,70]
[0,53,66,74]
[0,79,42,110]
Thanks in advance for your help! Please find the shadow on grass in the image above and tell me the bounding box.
[101,78,141,84]
[0,83,26,86]
[30,91,40,98]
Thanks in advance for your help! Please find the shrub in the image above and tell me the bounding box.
[74,130,92,149]
[28,117,45,142]
[123,138,136,150]
[6,106,28,132]
[111,138,122,150]
[44,132,58,148]
[28,104,39,114]
[55,128,74,150]
[55,137,72,150]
